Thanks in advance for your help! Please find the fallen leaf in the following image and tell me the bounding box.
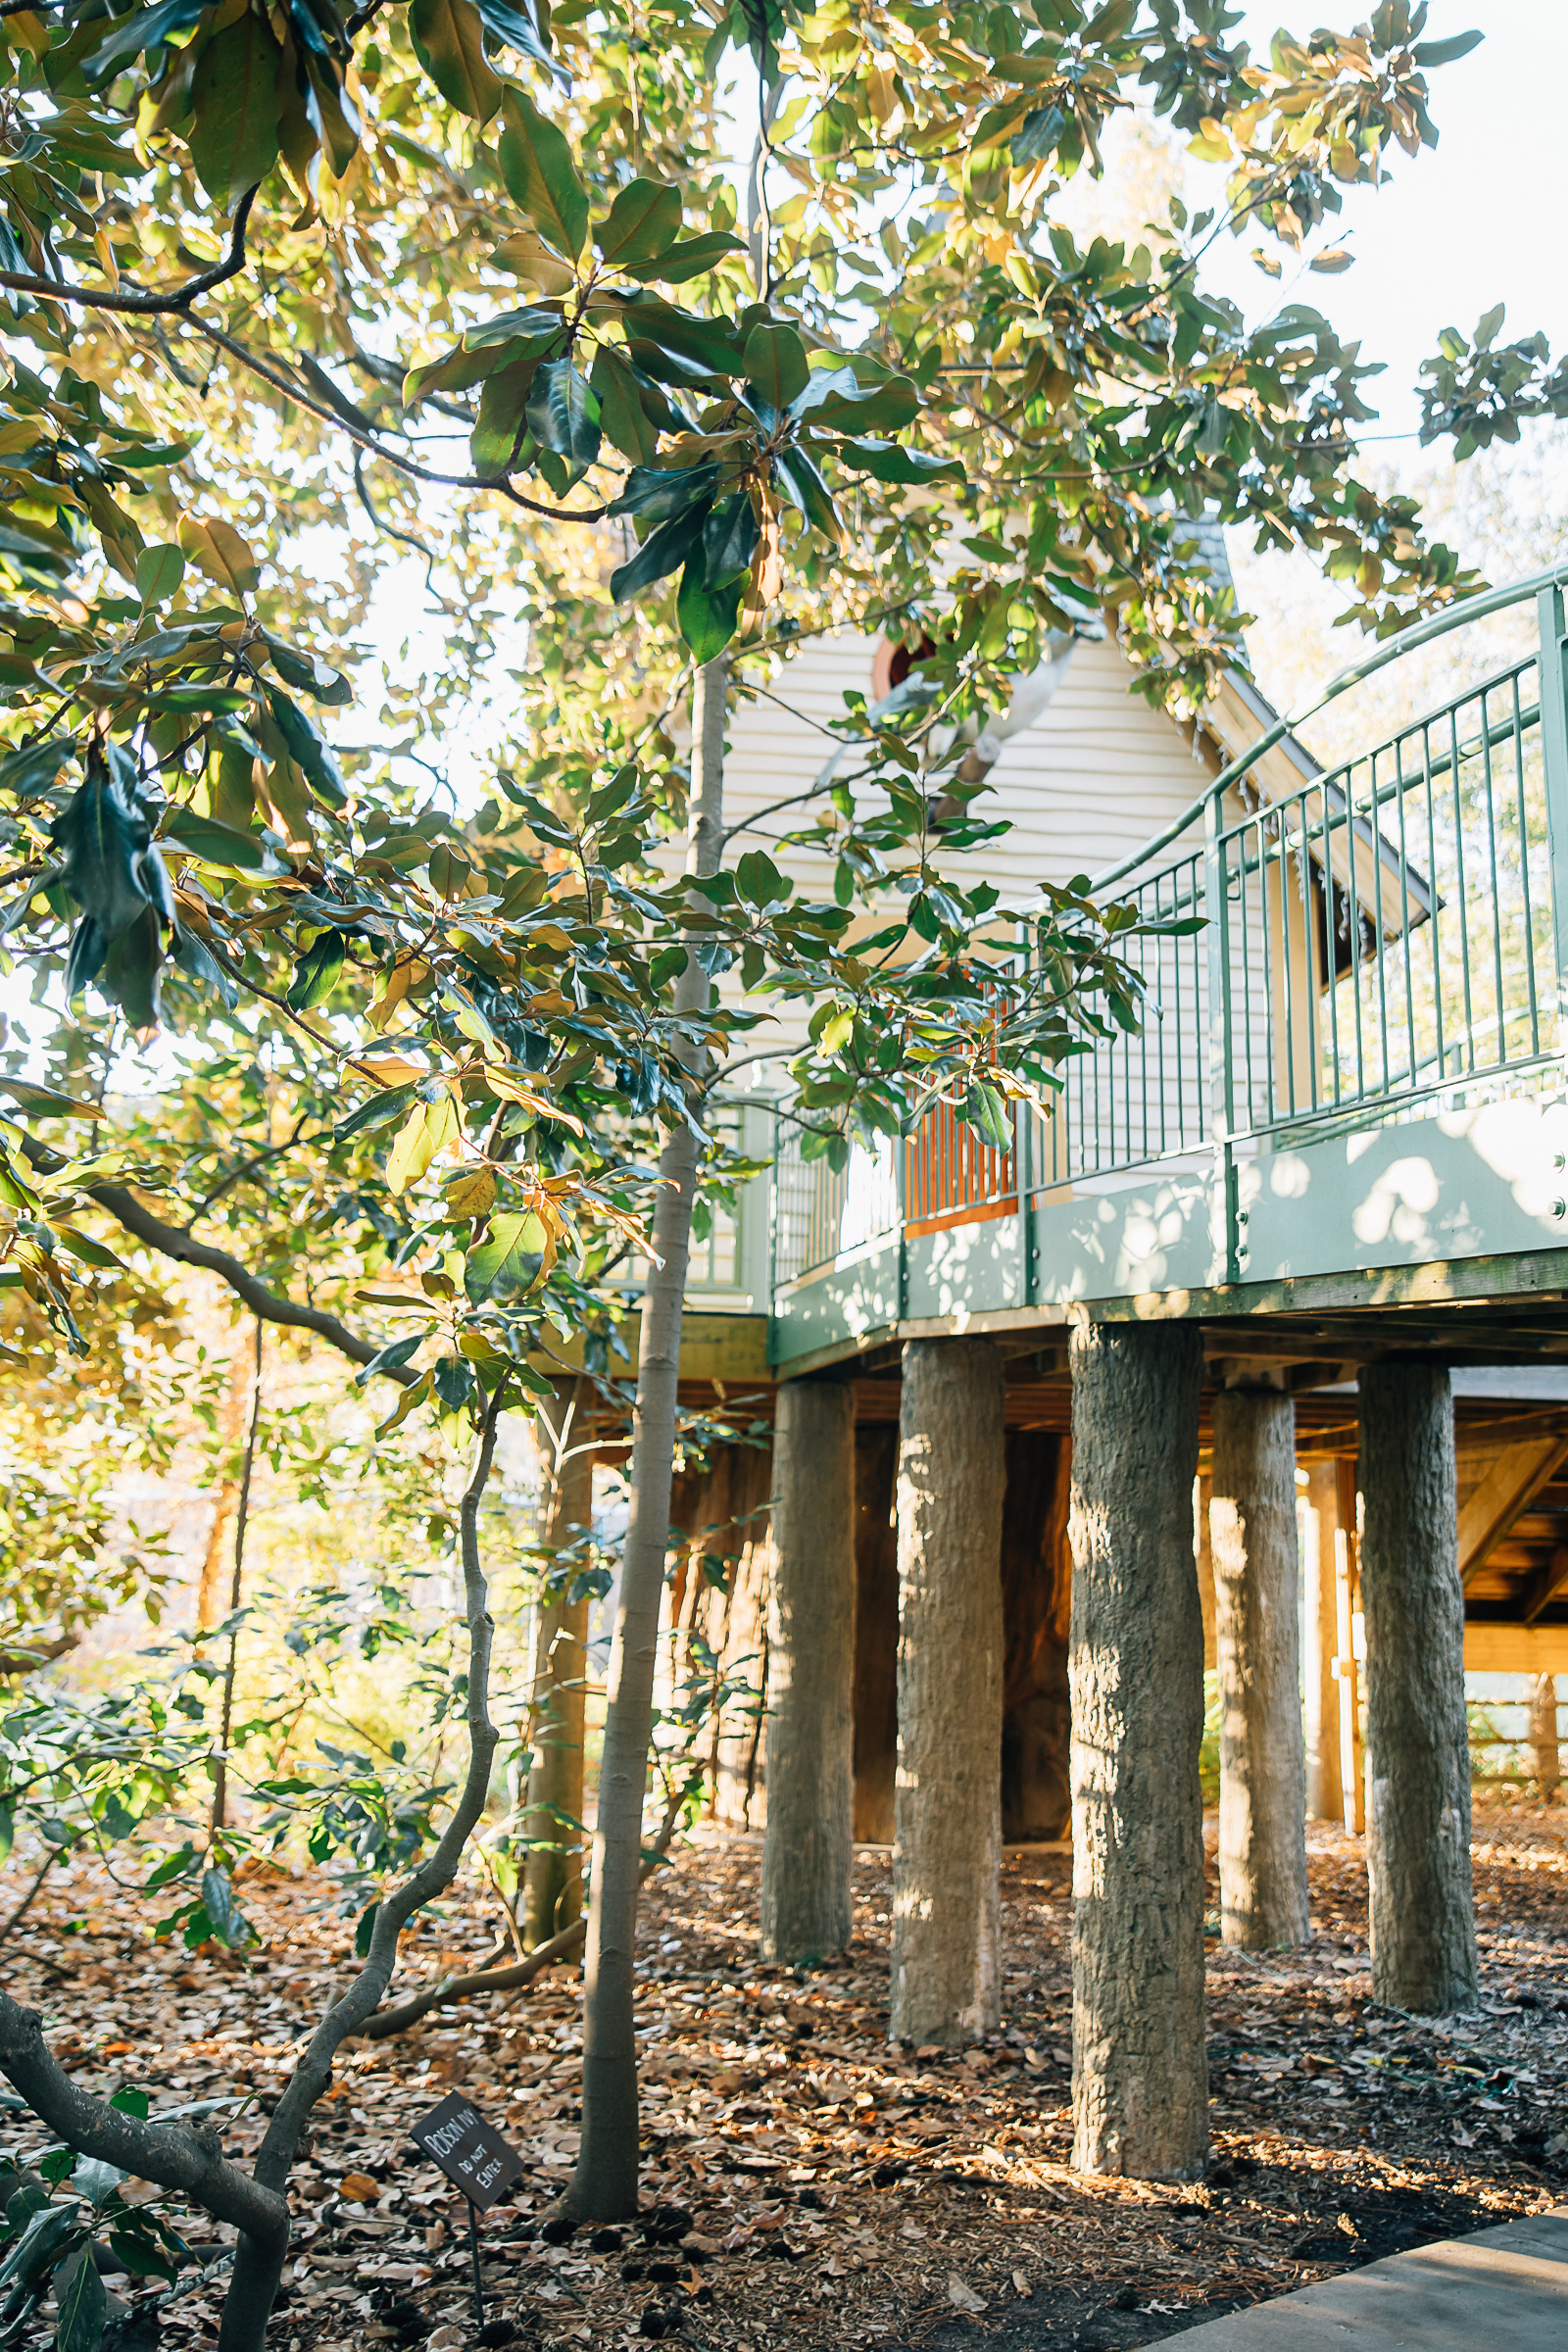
[947,2273,988,2313]
[339,2172,380,2203]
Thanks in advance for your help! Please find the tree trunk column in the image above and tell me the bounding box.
[1210,1389,1309,1949]
[761,1377,857,1961]
[891,1338,1005,2045]
[523,1377,593,1949]
[1530,1672,1560,1801]
[1358,1363,1479,2013]
[1069,1318,1206,2180]
[1302,1462,1344,1825]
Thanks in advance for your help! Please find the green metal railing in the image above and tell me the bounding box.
[770,566,1568,1298]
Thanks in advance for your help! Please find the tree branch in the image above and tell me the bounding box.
[83,1183,418,1383]
[0,187,260,316]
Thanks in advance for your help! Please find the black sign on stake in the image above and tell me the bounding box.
[410,2092,525,2328]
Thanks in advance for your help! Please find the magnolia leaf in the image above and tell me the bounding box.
[134,542,184,607]
[677,550,743,662]
[334,1082,419,1143]
[742,319,809,410]
[375,1365,433,1438]
[446,1164,498,1215]
[497,88,588,260]
[0,1078,105,1121]
[470,355,539,474]
[607,461,720,522]
[386,1095,460,1194]
[410,0,503,122]
[267,692,346,808]
[488,229,577,294]
[464,1208,549,1300]
[834,436,963,485]
[82,0,208,79]
[177,513,260,596]
[597,177,682,267]
[702,493,759,586]
[590,347,660,465]
[609,500,711,601]
[160,805,289,876]
[775,443,842,542]
[1309,247,1354,273]
[473,0,556,73]
[189,10,283,207]
[523,356,602,468]
[285,929,346,1010]
[625,228,745,282]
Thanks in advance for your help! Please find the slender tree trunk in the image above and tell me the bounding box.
[523,1376,593,1949]
[760,1376,856,1963]
[211,1322,263,1838]
[1302,1461,1344,1825]
[1358,1363,1478,2014]
[197,1344,254,1631]
[1531,1672,1560,1800]
[567,655,726,2221]
[1069,1318,1206,2180]
[890,1338,1005,2045]
[1210,1388,1309,1949]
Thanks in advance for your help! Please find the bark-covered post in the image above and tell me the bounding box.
[1358,1363,1479,2013]
[1069,1318,1206,2180]
[568,654,727,2221]
[1302,1462,1344,1824]
[1209,1388,1309,1948]
[523,1376,593,1948]
[1530,1672,1560,1801]
[760,1377,857,1961]
[891,1338,1005,2045]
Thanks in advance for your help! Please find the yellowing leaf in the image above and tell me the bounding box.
[375,1366,433,1439]
[177,512,260,595]
[385,1095,460,1194]
[445,1165,497,1215]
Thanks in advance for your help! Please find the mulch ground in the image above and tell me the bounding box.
[2,1800,1564,2350]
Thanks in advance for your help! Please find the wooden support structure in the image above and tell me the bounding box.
[1302,1462,1344,1825]
[1458,1437,1568,1585]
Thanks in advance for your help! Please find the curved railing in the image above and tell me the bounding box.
[771,568,1568,1302]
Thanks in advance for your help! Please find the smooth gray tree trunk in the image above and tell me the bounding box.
[1302,1460,1344,1825]
[760,1376,857,1961]
[1069,1318,1206,2180]
[1358,1363,1479,2014]
[568,656,726,2220]
[1210,1388,1309,1948]
[891,1338,1005,2045]
[523,1376,593,1949]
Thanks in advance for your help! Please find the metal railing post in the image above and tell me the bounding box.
[1535,584,1568,1049]
[1204,787,1241,1285]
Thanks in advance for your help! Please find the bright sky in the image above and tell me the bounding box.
[1200,1,1568,442]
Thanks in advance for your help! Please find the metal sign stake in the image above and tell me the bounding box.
[467,2196,484,2328]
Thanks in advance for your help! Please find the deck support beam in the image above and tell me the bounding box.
[1358,1363,1479,2013]
[891,1338,1005,2044]
[1302,1462,1345,1826]
[1068,1319,1207,2180]
[760,1377,857,1963]
[1211,1389,1310,1948]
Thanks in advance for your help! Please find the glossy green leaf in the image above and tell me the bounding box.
[609,500,711,601]
[834,436,964,485]
[590,347,660,465]
[286,929,347,1009]
[677,553,743,662]
[524,355,602,468]
[774,443,841,541]
[189,11,284,208]
[793,367,919,433]
[625,229,746,283]
[411,0,504,121]
[267,691,347,808]
[135,543,184,607]
[464,1208,549,1300]
[469,355,538,474]
[160,806,288,876]
[701,493,758,585]
[497,88,589,260]
[473,0,555,74]
[743,319,810,410]
[597,178,683,267]
[607,462,720,521]
[82,0,209,80]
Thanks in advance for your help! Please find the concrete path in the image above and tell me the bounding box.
[1167,2209,1568,2347]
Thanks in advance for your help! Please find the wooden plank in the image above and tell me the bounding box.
[1457,1438,1568,1585]
[1464,1622,1568,1675]
[1522,1545,1568,1627]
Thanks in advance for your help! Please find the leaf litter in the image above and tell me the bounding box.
[0,1797,1563,2350]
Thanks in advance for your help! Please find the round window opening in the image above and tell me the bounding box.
[870,630,937,703]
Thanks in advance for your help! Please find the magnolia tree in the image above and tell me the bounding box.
[0,0,1503,2334]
